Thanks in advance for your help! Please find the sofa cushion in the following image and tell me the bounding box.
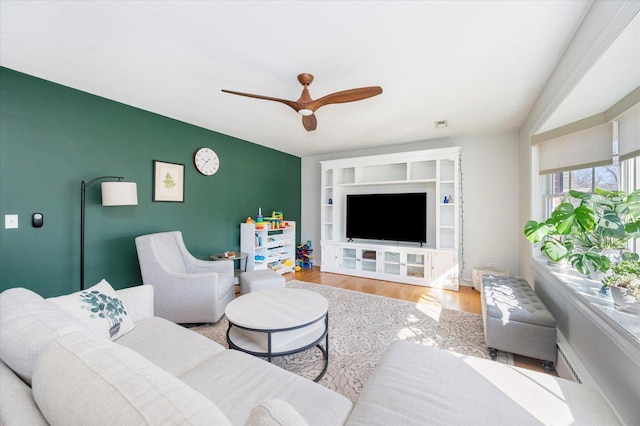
[0,360,48,426]
[48,279,135,340]
[346,341,620,426]
[115,316,226,376]
[245,399,309,426]
[0,287,95,385]
[32,332,231,425]
[181,349,353,425]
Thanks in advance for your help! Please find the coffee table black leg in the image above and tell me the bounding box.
[313,313,330,382]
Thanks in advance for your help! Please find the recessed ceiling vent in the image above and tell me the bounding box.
[435,120,448,128]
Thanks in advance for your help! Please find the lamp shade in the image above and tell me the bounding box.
[101,182,138,206]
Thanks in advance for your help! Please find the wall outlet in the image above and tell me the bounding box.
[487,262,497,268]
[4,214,18,229]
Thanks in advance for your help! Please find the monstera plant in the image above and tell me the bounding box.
[525,188,640,275]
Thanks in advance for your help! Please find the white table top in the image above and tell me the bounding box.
[225,288,328,331]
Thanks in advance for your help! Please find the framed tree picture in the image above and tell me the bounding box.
[153,160,185,202]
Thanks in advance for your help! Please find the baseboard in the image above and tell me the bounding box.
[556,331,625,424]
[555,338,581,383]
[556,331,595,386]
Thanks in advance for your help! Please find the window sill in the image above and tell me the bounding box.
[531,257,640,348]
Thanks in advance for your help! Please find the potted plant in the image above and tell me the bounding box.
[602,258,640,312]
[524,188,640,275]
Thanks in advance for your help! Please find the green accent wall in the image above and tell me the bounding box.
[0,67,301,297]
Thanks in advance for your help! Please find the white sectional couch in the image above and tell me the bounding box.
[0,284,621,425]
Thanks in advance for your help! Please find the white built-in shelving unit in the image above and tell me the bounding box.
[320,148,460,290]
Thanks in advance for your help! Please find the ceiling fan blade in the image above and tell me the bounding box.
[221,89,302,112]
[302,114,317,131]
[309,86,383,110]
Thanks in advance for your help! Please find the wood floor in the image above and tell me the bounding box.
[286,266,553,374]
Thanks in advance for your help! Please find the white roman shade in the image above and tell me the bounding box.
[533,88,640,175]
[535,120,613,175]
[619,102,640,160]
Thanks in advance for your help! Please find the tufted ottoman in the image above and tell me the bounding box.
[239,269,286,295]
[481,275,557,370]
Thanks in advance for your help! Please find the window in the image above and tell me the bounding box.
[541,120,621,219]
[619,155,640,254]
[542,165,619,219]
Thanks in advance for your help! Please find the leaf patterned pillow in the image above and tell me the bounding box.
[48,279,135,340]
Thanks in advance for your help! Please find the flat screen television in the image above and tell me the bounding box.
[346,193,427,243]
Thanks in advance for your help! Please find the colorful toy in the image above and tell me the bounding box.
[296,241,313,269]
[256,208,265,229]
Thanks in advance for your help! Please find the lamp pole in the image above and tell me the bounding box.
[80,176,124,290]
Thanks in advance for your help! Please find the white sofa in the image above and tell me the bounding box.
[0,285,621,425]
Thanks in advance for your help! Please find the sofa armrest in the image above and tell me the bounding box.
[116,285,154,323]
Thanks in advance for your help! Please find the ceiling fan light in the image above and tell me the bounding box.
[298,109,314,116]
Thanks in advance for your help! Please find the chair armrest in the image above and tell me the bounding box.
[188,258,234,275]
[115,285,154,322]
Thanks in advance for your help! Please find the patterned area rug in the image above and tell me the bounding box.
[191,280,513,402]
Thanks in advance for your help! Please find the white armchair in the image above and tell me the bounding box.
[134,231,234,324]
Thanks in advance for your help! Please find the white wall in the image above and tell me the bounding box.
[517,2,640,423]
[301,131,519,286]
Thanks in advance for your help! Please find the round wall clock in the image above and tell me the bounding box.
[193,147,220,176]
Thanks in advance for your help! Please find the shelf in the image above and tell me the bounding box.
[339,179,436,187]
[241,221,295,273]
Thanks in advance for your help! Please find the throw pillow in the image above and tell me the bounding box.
[245,399,309,426]
[48,279,135,340]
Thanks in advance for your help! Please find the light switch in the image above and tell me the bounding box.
[5,214,18,229]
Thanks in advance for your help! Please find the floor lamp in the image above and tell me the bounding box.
[81,176,138,290]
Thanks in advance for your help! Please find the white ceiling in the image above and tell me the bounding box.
[0,0,599,157]
[537,11,640,133]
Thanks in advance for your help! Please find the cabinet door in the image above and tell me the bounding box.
[321,244,338,271]
[405,252,429,280]
[431,252,459,291]
[381,250,402,276]
[340,247,358,270]
[359,248,378,273]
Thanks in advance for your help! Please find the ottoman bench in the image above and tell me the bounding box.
[481,275,557,370]
[239,269,286,295]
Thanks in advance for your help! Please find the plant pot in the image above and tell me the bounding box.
[610,286,640,313]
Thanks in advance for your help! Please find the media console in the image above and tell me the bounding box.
[320,147,461,290]
[321,241,458,290]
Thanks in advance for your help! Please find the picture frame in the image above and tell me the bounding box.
[153,160,185,202]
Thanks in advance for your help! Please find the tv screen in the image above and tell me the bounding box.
[346,193,427,243]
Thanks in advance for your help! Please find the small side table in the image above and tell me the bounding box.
[210,252,248,287]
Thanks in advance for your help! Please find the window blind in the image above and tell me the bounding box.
[619,102,640,160]
[536,122,613,175]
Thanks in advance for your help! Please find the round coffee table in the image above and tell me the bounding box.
[225,288,329,382]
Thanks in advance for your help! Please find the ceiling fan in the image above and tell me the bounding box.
[222,73,383,131]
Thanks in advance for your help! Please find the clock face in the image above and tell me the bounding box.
[193,147,220,176]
